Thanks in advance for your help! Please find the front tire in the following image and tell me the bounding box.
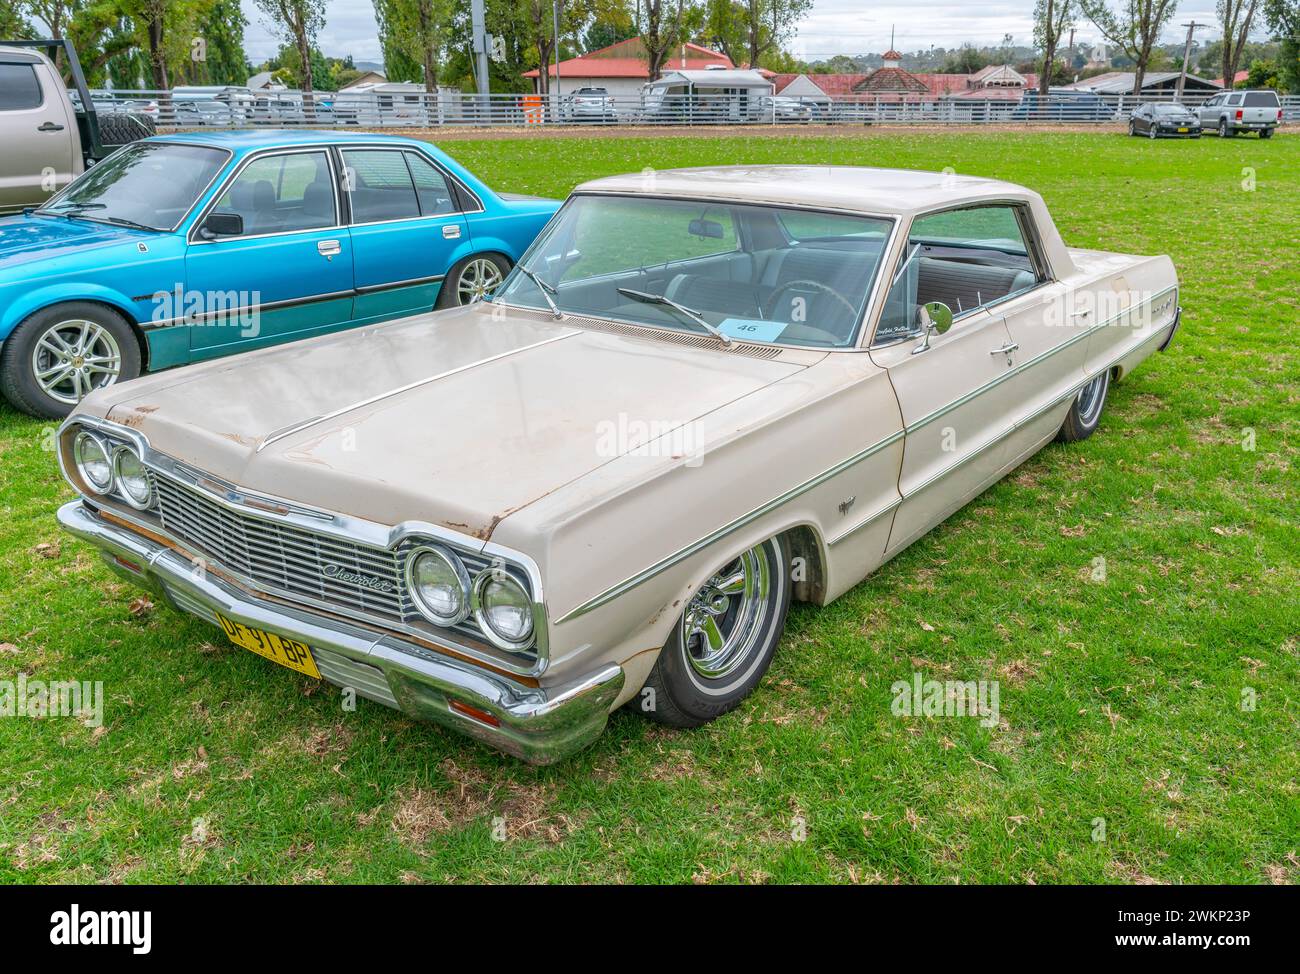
[1056,369,1111,443]
[637,536,791,728]
[438,253,511,308]
[0,303,140,419]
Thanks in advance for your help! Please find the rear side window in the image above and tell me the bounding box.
[404,152,456,215]
[342,149,420,222]
[1243,91,1280,107]
[0,64,43,111]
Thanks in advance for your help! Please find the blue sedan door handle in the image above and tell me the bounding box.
[317,239,341,258]
[441,224,461,239]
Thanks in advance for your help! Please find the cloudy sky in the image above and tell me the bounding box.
[239,0,1239,65]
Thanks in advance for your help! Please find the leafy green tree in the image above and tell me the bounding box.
[1,0,37,38]
[374,0,451,91]
[1263,0,1299,92]
[254,0,325,97]
[1216,0,1260,91]
[196,0,249,85]
[1078,0,1181,94]
[1034,0,1074,97]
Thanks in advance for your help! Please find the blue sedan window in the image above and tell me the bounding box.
[342,149,420,223]
[405,152,457,215]
[212,151,336,236]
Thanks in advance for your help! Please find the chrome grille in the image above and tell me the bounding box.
[154,476,408,621]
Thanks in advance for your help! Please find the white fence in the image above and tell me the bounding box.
[87,87,1300,129]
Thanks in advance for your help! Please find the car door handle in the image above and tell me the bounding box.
[989,342,1020,356]
[38,121,64,132]
[441,224,461,239]
[317,239,341,256]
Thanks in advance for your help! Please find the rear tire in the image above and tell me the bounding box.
[1219,119,1235,138]
[1260,127,1274,139]
[438,253,511,308]
[1056,369,1111,443]
[0,303,141,419]
[636,536,791,728]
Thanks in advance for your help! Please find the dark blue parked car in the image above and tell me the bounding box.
[0,131,559,417]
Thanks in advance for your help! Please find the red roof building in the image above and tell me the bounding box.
[523,37,732,95]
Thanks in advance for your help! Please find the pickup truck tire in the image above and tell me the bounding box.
[439,253,511,308]
[98,112,155,147]
[1259,128,1274,139]
[1218,119,1235,138]
[1056,369,1110,443]
[636,535,791,728]
[0,303,141,419]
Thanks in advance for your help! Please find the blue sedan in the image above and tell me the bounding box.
[0,131,559,417]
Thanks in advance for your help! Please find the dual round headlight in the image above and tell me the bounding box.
[73,432,114,493]
[405,545,534,651]
[72,431,153,509]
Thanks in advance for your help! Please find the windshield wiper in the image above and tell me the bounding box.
[39,202,107,218]
[515,266,562,318]
[105,216,161,232]
[617,287,733,346]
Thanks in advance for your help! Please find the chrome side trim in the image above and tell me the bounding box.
[140,287,356,331]
[827,496,903,546]
[255,329,580,453]
[355,273,445,296]
[554,428,905,623]
[906,284,1178,433]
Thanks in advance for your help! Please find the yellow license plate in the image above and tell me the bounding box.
[1178,127,1189,132]
[217,613,321,679]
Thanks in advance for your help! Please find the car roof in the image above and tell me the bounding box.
[146,130,432,154]
[574,165,1037,217]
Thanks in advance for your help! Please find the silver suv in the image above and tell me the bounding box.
[1198,90,1283,139]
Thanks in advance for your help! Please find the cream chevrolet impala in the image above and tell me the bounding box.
[55,166,1181,763]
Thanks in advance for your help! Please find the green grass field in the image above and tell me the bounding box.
[1,130,1296,884]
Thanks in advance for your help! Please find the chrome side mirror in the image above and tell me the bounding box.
[911,301,953,355]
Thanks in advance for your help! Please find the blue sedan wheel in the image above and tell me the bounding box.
[0,303,141,419]
[441,254,510,308]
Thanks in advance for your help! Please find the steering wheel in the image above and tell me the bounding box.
[764,279,859,323]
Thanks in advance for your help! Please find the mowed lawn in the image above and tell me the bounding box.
[1,130,1296,884]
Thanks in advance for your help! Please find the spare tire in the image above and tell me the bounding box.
[98,112,155,148]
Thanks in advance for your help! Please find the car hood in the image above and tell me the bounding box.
[84,305,811,541]
[0,213,151,270]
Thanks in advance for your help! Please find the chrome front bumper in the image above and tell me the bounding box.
[58,500,624,765]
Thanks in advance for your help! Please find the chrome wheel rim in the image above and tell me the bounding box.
[31,319,123,406]
[680,545,772,680]
[457,258,504,304]
[1076,372,1107,425]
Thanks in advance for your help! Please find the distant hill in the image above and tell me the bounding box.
[352,60,385,73]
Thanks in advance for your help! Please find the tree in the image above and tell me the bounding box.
[1034,0,1074,97]
[197,0,250,85]
[255,0,325,101]
[1,1,37,38]
[1262,0,1299,92]
[1079,0,1181,94]
[374,0,450,92]
[635,0,703,79]
[1216,1,1259,89]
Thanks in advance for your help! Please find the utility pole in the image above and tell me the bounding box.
[471,0,490,97]
[553,0,561,99]
[1175,21,1208,102]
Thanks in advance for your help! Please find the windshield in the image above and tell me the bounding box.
[1154,104,1190,115]
[40,142,228,231]
[495,195,893,349]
